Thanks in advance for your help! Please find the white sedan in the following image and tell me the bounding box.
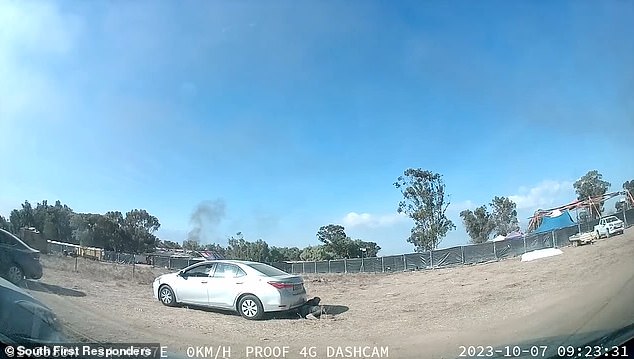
[153,260,307,320]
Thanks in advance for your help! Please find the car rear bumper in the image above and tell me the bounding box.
[609,227,624,234]
[262,293,307,312]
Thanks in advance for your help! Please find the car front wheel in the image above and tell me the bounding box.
[238,295,264,320]
[6,264,24,285]
[158,285,177,307]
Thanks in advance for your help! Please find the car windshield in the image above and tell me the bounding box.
[246,263,289,277]
[1,1,633,358]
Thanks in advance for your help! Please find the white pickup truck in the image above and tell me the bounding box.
[594,216,625,238]
[569,231,598,246]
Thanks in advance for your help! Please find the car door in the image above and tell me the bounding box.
[208,263,247,309]
[174,263,215,305]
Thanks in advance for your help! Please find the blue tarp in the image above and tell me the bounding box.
[534,210,577,234]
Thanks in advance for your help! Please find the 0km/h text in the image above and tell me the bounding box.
[182,345,389,358]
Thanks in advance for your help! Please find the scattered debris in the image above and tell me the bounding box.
[521,248,563,262]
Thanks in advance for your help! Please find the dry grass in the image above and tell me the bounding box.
[41,255,171,285]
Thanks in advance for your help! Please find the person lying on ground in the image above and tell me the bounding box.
[299,297,322,320]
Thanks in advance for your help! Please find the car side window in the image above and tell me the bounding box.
[183,263,214,277]
[213,264,246,278]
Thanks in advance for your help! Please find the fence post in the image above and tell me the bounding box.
[401,255,405,271]
[328,260,331,273]
[551,231,555,248]
[382,257,385,272]
[314,261,317,273]
[74,256,78,272]
[187,259,190,267]
[132,262,135,278]
[343,258,347,273]
[117,252,120,263]
[168,257,172,269]
[430,250,434,269]
[460,246,465,264]
[360,257,364,272]
[302,262,306,274]
[493,242,498,259]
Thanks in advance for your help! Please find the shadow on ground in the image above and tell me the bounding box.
[322,304,349,315]
[179,303,349,320]
[180,304,241,317]
[269,304,349,320]
[24,280,86,297]
[179,304,300,320]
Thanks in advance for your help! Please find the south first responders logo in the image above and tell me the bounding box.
[3,343,161,359]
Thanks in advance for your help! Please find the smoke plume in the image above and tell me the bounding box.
[187,199,226,244]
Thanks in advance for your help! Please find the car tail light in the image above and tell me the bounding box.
[268,281,294,289]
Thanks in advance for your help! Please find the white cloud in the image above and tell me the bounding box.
[508,180,575,211]
[342,212,408,229]
[0,1,77,55]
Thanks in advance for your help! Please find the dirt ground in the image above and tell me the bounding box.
[24,229,634,359]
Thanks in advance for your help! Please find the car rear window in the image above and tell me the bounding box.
[0,230,34,251]
[246,263,289,277]
[214,263,246,278]
[0,230,20,246]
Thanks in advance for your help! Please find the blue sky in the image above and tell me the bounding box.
[1,1,633,255]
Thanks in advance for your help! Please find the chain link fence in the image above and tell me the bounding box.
[272,208,633,274]
[150,255,205,269]
[45,208,632,274]
[269,225,600,274]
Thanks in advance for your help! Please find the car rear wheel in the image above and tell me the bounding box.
[6,264,24,285]
[158,285,177,307]
[238,295,264,320]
